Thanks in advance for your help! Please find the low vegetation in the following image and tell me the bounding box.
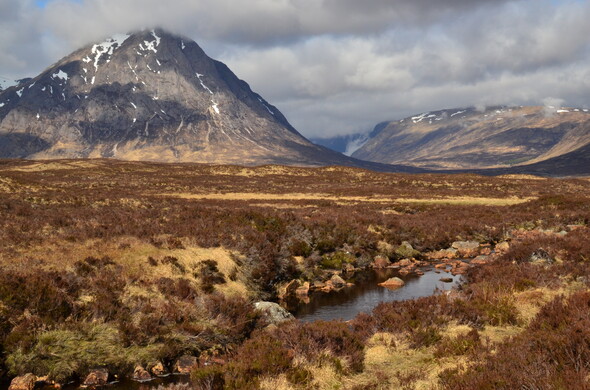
[0,159,588,388]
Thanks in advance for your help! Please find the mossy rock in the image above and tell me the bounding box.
[395,241,421,259]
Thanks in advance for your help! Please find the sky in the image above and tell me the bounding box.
[1,0,590,139]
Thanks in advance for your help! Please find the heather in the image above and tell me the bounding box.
[0,160,588,388]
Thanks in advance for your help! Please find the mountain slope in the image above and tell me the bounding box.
[352,106,590,171]
[0,29,357,166]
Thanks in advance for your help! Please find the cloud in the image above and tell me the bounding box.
[1,0,590,138]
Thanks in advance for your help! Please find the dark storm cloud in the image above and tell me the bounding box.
[1,0,589,138]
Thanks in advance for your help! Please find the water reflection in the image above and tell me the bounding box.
[293,268,461,322]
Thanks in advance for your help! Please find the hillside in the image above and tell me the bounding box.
[352,106,590,173]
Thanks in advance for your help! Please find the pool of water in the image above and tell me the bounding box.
[56,375,189,390]
[293,268,462,322]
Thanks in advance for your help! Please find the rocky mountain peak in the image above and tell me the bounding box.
[0,28,347,165]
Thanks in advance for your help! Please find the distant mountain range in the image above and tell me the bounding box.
[351,106,590,174]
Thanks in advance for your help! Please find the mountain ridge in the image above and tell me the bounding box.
[352,105,590,172]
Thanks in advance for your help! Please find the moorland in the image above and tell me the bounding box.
[0,159,589,389]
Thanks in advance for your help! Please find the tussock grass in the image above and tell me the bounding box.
[6,324,163,382]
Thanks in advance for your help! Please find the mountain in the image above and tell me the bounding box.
[311,122,387,156]
[352,106,590,172]
[0,29,363,166]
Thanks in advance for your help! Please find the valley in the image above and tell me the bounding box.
[1,159,589,389]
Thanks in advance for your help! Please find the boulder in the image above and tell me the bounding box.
[435,263,448,269]
[83,368,109,387]
[9,374,36,390]
[254,301,295,326]
[451,241,480,257]
[328,274,347,289]
[342,263,355,273]
[372,255,391,269]
[150,362,168,377]
[132,366,152,382]
[378,277,405,289]
[174,355,198,374]
[395,241,420,258]
[440,277,454,283]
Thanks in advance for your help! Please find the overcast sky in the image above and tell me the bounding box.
[1,0,589,138]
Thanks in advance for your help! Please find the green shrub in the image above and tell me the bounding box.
[320,251,355,270]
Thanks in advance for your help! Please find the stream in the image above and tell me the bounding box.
[293,267,462,322]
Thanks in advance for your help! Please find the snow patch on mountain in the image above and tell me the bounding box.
[52,70,69,83]
[91,34,130,72]
[196,73,214,94]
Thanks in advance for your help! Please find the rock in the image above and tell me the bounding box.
[399,265,417,275]
[132,366,152,382]
[395,241,420,258]
[471,255,489,265]
[529,248,554,265]
[328,274,347,289]
[150,362,168,377]
[395,258,414,267]
[427,248,458,260]
[83,368,109,387]
[378,277,405,289]
[198,356,227,367]
[311,281,326,290]
[415,270,424,276]
[254,301,295,325]
[342,263,355,273]
[451,241,480,257]
[435,263,448,269]
[295,282,310,298]
[278,279,301,301]
[9,374,36,390]
[372,255,391,269]
[480,247,492,255]
[174,355,198,374]
[440,277,454,283]
[495,241,510,253]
